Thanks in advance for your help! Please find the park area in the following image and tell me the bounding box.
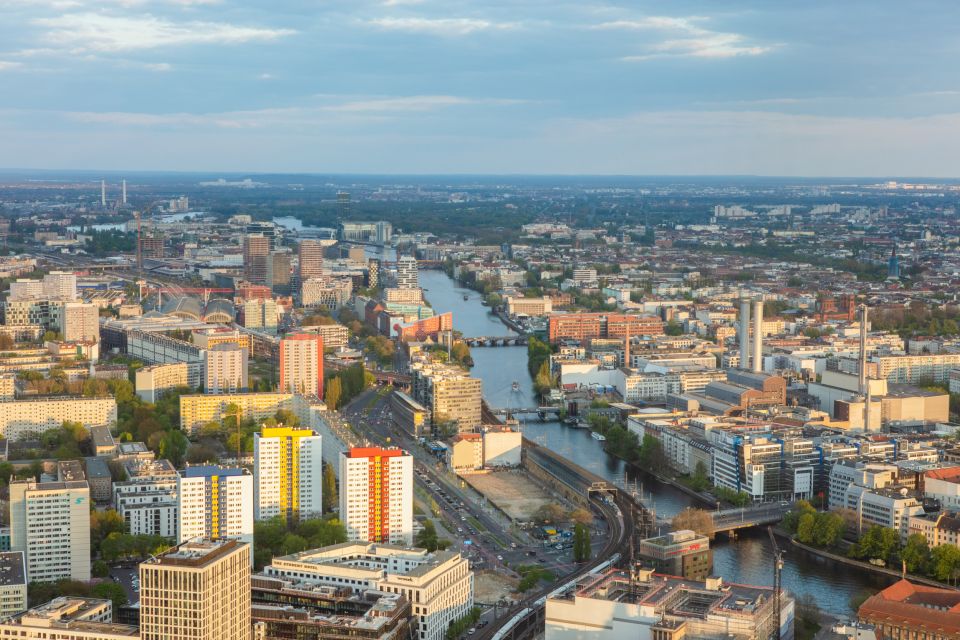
[464,471,553,522]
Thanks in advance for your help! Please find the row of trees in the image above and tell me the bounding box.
[783,501,960,585]
[587,415,666,473]
[531,503,594,527]
[253,516,348,570]
[324,363,374,410]
[572,523,592,562]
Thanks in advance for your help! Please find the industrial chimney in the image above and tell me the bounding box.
[739,298,751,370]
[752,299,764,373]
[859,304,874,431]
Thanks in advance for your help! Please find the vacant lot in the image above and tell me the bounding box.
[465,471,552,522]
[474,571,518,602]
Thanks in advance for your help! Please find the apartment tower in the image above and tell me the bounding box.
[254,425,323,524]
[339,447,413,545]
[279,333,324,397]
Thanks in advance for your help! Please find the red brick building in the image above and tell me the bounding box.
[547,313,664,344]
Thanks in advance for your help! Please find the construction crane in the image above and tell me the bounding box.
[768,526,785,640]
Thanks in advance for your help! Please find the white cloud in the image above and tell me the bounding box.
[326,95,524,112]
[382,0,425,5]
[53,94,525,129]
[593,15,771,61]
[366,17,516,36]
[34,12,295,53]
[0,61,23,70]
[258,72,274,80]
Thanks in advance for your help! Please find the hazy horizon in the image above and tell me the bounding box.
[4,2,960,175]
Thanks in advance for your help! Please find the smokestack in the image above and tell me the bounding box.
[859,304,874,431]
[100,180,106,207]
[122,179,127,205]
[752,299,764,373]
[739,298,751,370]
[624,328,631,370]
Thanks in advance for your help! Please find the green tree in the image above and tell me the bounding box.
[929,545,960,582]
[782,500,817,533]
[796,512,816,544]
[415,519,442,552]
[322,463,338,513]
[158,430,189,467]
[325,377,342,410]
[92,560,110,578]
[92,582,128,611]
[901,534,930,574]
[572,523,591,563]
[850,526,900,563]
[813,512,846,548]
[689,461,710,491]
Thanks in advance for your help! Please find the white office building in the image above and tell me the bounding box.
[9,480,91,582]
[113,459,179,538]
[263,542,473,640]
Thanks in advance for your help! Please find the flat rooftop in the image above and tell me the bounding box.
[0,552,25,587]
[146,539,245,568]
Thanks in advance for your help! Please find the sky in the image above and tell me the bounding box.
[2,1,960,176]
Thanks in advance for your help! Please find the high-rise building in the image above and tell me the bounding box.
[176,465,253,549]
[140,539,251,640]
[299,239,325,282]
[52,301,99,342]
[267,250,291,291]
[279,334,324,397]
[240,298,278,333]
[140,235,164,259]
[43,271,77,300]
[395,256,418,290]
[204,343,249,394]
[337,191,351,217]
[367,258,381,288]
[254,426,323,523]
[243,234,271,285]
[339,447,413,545]
[409,362,482,432]
[9,480,91,582]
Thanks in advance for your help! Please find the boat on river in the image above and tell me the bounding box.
[591,432,606,441]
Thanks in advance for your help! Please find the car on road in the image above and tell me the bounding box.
[468,629,476,635]
[496,555,503,561]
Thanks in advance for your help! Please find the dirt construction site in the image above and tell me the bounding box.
[464,470,554,522]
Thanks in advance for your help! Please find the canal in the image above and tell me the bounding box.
[418,268,890,615]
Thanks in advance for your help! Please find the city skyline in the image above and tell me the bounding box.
[3,2,960,175]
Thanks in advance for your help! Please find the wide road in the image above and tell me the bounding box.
[340,388,629,639]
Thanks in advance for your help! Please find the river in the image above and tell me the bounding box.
[418,268,891,616]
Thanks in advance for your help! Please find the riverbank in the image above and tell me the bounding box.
[424,268,885,615]
[590,433,715,507]
[788,537,949,590]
